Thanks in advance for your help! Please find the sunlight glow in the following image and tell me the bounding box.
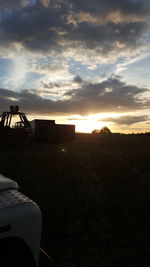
[11,56,28,88]
[5,44,29,89]
[69,113,119,133]
[75,119,106,133]
[28,113,145,134]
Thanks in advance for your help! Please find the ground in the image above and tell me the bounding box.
[1,133,150,266]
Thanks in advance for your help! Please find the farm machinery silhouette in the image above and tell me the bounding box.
[0,106,75,147]
[0,106,33,147]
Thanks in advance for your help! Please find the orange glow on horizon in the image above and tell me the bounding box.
[68,113,116,133]
[28,113,117,133]
[27,113,149,134]
[75,120,106,133]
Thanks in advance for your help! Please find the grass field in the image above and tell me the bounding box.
[1,133,150,266]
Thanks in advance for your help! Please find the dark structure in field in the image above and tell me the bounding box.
[0,106,75,146]
[55,124,75,140]
[30,120,55,141]
[30,119,75,141]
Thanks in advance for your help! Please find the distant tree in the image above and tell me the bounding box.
[99,126,112,134]
[92,129,99,135]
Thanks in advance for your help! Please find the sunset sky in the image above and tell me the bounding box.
[0,0,150,133]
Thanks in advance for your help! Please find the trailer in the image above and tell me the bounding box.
[30,119,55,141]
[30,120,75,142]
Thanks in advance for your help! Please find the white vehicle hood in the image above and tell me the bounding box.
[0,174,18,192]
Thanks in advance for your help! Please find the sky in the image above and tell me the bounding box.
[0,0,150,133]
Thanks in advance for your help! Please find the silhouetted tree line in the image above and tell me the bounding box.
[92,126,150,136]
[92,126,112,135]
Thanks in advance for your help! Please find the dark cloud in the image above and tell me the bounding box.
[0,1,65,51]
[0,78,150,115]
[64,78,148,112]
[0,0,149,54]
[100,115,149,125]
[73,75,83,83]
[41,80,60,88]
[69,0,150,17]
[66,21,147,52]
[0,0,29,10]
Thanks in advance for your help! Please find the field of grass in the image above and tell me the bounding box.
[1,133,150,266]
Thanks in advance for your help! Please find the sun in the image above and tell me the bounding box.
[66,113,117,133]
[75,120,105,133]
[69,114,106,133]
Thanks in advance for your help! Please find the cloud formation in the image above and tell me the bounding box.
[0,0,149,58]
[73,75,83,84]
[0,78,150,115]
[100,115,149,125]
[0,0,30,10]
[69,0,150,18]
[64,77,150,111]
[41,80,60,89]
